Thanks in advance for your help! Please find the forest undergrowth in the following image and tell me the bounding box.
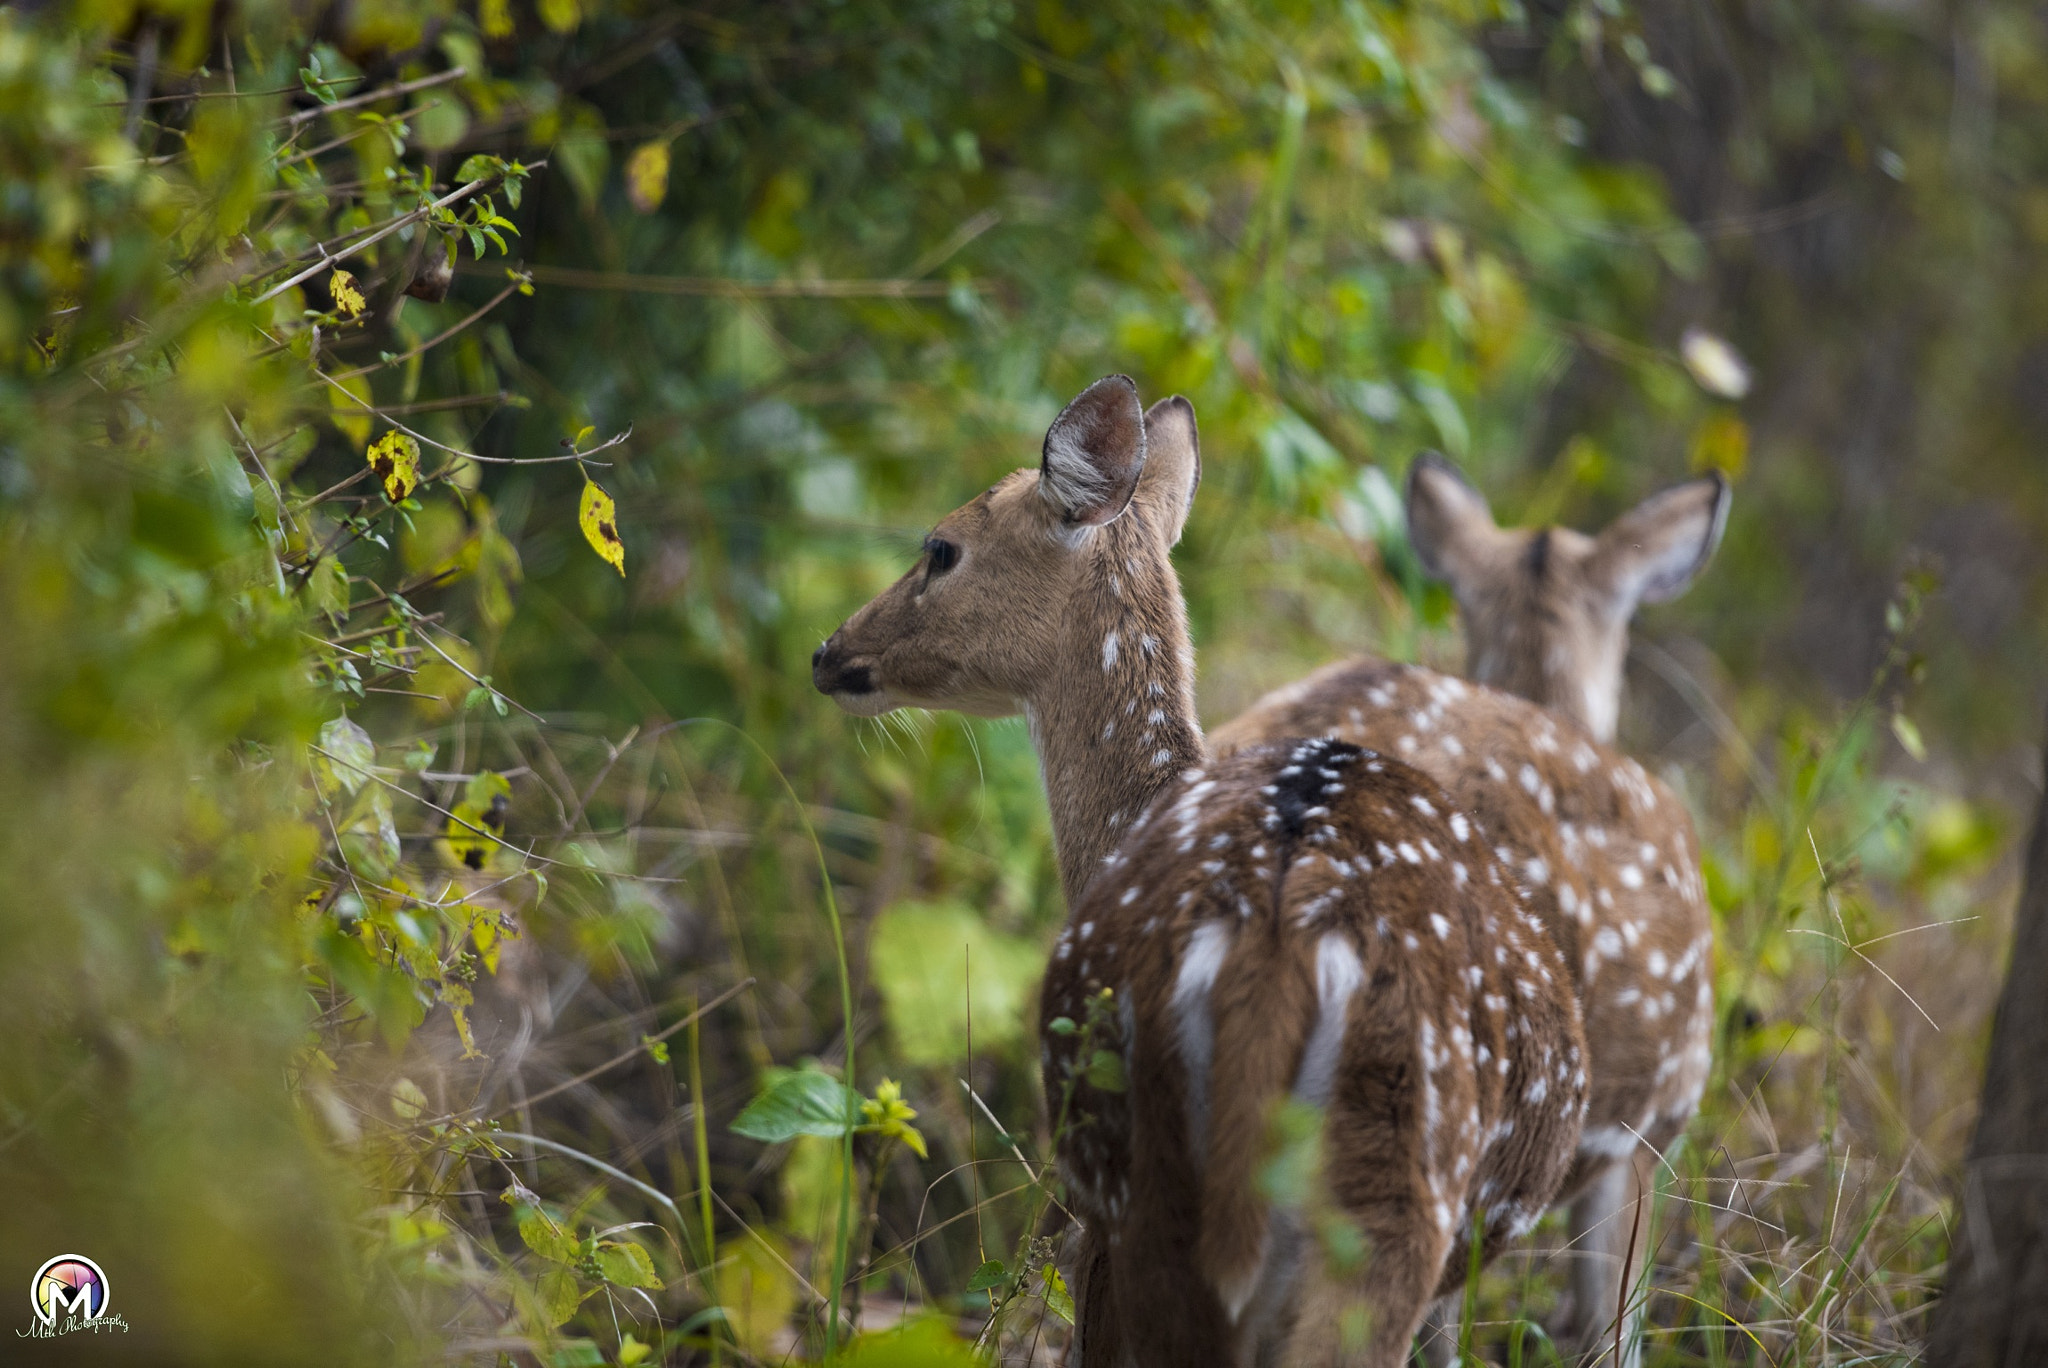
[0,4,2031,1366]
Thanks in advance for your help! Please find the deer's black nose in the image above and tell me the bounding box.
[812,632,877,697]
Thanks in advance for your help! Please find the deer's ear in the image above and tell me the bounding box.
[1588,472,1730,610]
[1139,395,1200,546]
[1405,452,1497,586]
[1041,375,1146,527]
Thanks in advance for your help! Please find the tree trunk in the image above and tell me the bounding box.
[1926,718,2048,1367]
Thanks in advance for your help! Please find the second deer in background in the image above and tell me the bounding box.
[1213,453,1729,1366]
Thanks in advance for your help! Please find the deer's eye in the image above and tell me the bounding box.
[924,538,960,574]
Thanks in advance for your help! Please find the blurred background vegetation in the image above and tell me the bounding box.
[1,0,2041,1363]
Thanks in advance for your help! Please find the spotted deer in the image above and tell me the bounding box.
[813,379,1587,1366]
[1212,452,1728,1365]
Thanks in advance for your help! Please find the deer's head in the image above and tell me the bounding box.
[1405,453,1729,742]
[813,375,1201,722]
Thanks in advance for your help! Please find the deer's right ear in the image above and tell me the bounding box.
[1588,471,1730,609]
[1405,451,1496,585]
[1041,375,1146,528]
[1140,395,1200,546]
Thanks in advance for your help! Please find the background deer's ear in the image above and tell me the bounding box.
[1405,452,1497,587]
[1139,395,1200,546]
[1587,472,1731,610]
[1040,375,1146,527]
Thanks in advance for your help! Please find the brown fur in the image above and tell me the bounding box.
[815,381,1586,1366]
[1212,662,1712,1178]
[1043,741,1586,1366]
[1212,454,1729,1363]
[1405,452,1728,743]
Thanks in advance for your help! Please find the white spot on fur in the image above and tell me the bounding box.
[1172,922,1232,1158]
[1294,935,1365,1105]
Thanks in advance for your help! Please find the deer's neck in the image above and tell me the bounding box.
[1027,536,1204,910]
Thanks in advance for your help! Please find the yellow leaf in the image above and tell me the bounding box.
[479,0,514,38]
[1689,410,1749,478]
[367,430,421,502]
[329,268,366,318]
[578,479,625,576]
[538,0,579,33]
[858,1078,929,1159]
[626,140,670,213]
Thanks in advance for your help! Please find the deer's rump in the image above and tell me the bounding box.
[1040,739,1586,1361]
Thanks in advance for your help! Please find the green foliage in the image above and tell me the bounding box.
[2,0,2041,1362]
[730,1065,861,1144]
[868,899,1042,1068]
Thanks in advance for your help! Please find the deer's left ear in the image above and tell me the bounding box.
[1588,472,1731,610]
[1139,395,1200,546]
[1040,375,1146,527]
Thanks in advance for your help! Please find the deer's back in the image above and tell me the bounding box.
[1211,659,1713,1176]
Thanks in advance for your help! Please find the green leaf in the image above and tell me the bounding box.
[596,1240,663,1290]
[518,1205,580,1264]
[538,1267,584,1328]
[868,899,1043,1068]
[730,1066,860,1142]
[642,1034,670,1064]
[549,1338,603,1367]
[389,1076,427,1122]
[617,1335,652,1368]
[831,1315,985,1366]
[1084,1048,1127,1093]
[965,1259,1005,1293]
[317,715,374,794]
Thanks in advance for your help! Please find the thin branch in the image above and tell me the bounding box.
[253,174,495,305]
[496,262,983,299]
[278,99,445,169]
[306,355,621,467]
[286,66,467,126]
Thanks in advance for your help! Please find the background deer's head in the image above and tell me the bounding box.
[1405,453,1729,742]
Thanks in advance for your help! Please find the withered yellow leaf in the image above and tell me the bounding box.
[329,268,366,318]
[367,430,421,501]
[626,140,669,213]
[578,479,625,576]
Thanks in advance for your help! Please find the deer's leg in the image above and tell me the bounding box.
[1410,1294,1460,1367]
[1066,1221,1125,1368]
[1563,1149,1655,1368]
[1273,1212,1451,1368]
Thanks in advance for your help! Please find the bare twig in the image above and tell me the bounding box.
[253,175,495,305]
[286,66,468,126]
[491,262,983,299]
